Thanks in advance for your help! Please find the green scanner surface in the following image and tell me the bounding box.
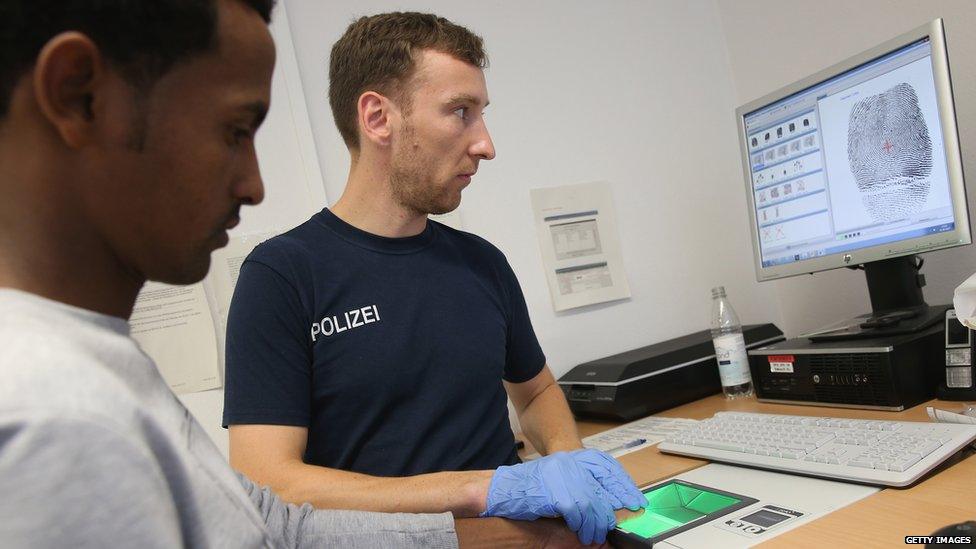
[618,482,741,539]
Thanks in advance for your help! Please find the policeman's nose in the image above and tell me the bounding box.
[471,124,496,161]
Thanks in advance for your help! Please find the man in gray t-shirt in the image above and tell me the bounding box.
[0,288,459,548]
[0,0,627,547]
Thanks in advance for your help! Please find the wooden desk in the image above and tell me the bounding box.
[572,395,976,547]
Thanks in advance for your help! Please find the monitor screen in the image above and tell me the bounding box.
[737,20,969,281]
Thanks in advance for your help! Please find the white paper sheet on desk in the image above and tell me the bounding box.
[530,181,631,312]
[927,406,976,425]
[130,281,220,394]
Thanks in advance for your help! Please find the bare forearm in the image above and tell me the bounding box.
[249,460,493,517]
[517,384,582,455]
[455,517,596,548]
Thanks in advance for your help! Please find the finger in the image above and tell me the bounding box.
[555,495,584,534]
[601,489,619,542]
[602,476,645,510]
[584,481,616,545]
[591,478,618,523]
[593,454,645,509]
[575,451,644,507]
[618,478,646,510]
[574,497,596,546]
[583,466,641,511]
[596,480,624,509]
[591,498,610,545]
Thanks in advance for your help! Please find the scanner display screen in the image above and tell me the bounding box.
[740,508,791,528]
[617,481,742,539]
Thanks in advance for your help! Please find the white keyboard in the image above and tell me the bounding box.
[657,411,976,486]
[582,416,699,458]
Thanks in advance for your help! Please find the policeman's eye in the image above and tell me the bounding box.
[453,106,468,120]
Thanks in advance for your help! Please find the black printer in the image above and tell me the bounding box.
[558,324,784,421]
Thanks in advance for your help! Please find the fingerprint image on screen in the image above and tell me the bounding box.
[847,82,933,223]
[617,481,741,539]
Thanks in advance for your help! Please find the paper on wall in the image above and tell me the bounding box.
[208,230,282,329]
[130,281,221,394]
[530,181,631,311]
[129,231,282,395]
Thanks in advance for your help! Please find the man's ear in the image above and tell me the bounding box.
[32,31,105,148]
[357,90,396,148]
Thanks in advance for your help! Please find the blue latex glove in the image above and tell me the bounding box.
[569,449,645,511]
[481,451,616,545]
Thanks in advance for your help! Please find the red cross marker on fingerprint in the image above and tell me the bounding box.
[883,139,893,153]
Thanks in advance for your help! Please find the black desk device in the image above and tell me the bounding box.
[748,325,943,410]
[559,324,783,421]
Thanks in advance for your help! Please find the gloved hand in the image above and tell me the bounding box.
[568,449,645,511]
[481,451,617,545]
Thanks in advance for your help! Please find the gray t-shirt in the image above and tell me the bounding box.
[0,289,457,548]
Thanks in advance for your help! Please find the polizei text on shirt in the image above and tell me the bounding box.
[311,305,380,341]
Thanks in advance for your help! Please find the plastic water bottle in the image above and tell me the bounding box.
[710,286,754,399]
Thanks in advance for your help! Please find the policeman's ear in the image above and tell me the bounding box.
[32,31,107,148]
[357,90,397,148]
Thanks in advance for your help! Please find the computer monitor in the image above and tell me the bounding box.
[735,18,970,339]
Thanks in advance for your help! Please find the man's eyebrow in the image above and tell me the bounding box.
[446,93,489,108]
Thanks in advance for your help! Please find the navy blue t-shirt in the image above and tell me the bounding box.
[222,209,546,476]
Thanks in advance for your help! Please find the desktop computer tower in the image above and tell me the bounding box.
[747,325,943,411]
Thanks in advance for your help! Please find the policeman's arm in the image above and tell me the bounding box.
[232,423,623,545]
[229,423,494,516]
[504,364,583,455]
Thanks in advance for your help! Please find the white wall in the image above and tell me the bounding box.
[715,0,976,337]
[283,0,782,379]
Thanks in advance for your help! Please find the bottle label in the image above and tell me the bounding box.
[713,333,752,386]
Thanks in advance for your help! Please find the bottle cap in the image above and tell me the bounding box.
[711,286,726,299]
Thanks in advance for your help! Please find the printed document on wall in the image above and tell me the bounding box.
[531,181,631,311]
[208,230,282,329]
[130,281,221,394]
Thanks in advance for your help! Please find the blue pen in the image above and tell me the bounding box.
[606,438,647,454]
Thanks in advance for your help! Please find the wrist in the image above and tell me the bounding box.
[459,470,493,517]
[542,439,584,454]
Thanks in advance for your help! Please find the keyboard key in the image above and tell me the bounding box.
[888,456,922,472]
[915,441,943,456]
[696,441,746,452]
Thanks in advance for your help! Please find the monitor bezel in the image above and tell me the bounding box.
[735,18,970,282]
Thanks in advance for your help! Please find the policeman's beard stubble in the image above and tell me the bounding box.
[389,123,458,216]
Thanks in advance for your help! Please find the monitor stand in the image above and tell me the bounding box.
[801,255,948,342]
